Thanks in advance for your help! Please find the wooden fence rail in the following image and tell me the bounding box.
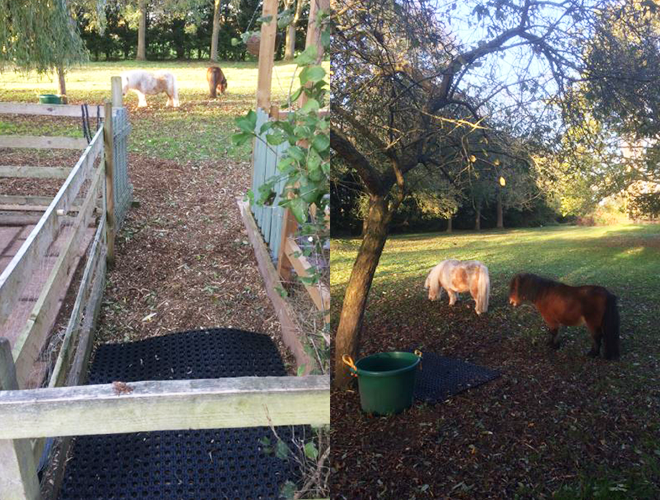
[0,375,330,440]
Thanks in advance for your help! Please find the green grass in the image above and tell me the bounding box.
[0,60,327,162]
[331,224,660,497]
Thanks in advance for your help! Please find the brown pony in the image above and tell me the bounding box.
[206,66,228,98]
[509,273,620,359]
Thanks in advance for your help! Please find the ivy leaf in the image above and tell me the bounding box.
[275,440,290,460]
[304,441,319,461]
[277,156,296,174]
[300,65,326,85]
[280,481,297,500]
[236,110,257,133]
[301,98,320,114]
[294,45,318,65]
[287,197,309,224]
[231,131,252,146]
[312,133,330,153]
[266,131,286,146]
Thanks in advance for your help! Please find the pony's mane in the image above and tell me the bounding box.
[511,273,561,302]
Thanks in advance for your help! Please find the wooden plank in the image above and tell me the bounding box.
[0,212,44,225]
[0,166,72,179]
[13,165,105,388]
[48,219,105,389]
[0,339,41,500]
[0,127,102,324]
[256,0,279,110]
[0,136,88,150]
[238,198,316,374]
[0,376,330,439]
[284,237,330,314]
[0,102,105,118]
[111,77,123,108]
[0,195,53,206]
[104,101,116,266]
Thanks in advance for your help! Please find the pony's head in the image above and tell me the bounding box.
[121,75,129,96]
[509,274,523,307]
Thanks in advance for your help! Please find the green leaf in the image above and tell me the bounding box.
[304,441,319,461]
[275,440,290,460]
[307,148,323,181]
[257,15,273,23]
[300,65,326,85]
[287,145,306,161]
[312,133,330,153]
[294,45,318,65]
[230,38,240,46]
[288,197,309,224]
[296,364,306,376]
[236,110,257,133]
[280,481,297,500]
[289,86,303,103]
[266,131,286,146]
[275,286,288,298]
[299,179,323,204]
[258,436,271,447]
[231,131,252,146]
[301,98,320,114]
[277,157,296,174]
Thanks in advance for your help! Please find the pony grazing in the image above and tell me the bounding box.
[120,70,179,107]
[206,66,228,98]
[424,260,490,315]
[509,273,620,359]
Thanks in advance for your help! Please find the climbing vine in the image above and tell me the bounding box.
[232,8,330,306]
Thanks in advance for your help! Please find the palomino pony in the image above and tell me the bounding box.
[120,70,179,107]
[424,260,490,315]
[509,273,620,359]
[206,66,228,98]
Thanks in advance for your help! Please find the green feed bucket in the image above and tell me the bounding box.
[344,351,422,415]
[39,94,62,104]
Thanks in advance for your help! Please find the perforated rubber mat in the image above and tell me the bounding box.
[59,328,303,500]
[413,352,500,403]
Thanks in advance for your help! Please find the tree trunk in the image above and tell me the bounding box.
[446,216,452,233]
[334,196,390,389]
[496,192,504,229]
[57,66,67,103]
[137,0,147,61]
[210,0,221,62]
[475,206,481,231]
[284,0,305,60]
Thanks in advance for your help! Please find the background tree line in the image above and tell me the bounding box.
[74,0,309,61]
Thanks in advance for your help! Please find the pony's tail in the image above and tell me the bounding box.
[603,292,620,360]
[425,266,441,301]
[476,265,490,314]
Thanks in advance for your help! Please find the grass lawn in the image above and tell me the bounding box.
[0,59,320,162]
[331,224,660,498]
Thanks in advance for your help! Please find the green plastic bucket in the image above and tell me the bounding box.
[344,351,422,415]
[39,94,62,104]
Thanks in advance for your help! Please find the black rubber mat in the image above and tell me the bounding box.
[413,352,500,403]
[59,328,303,500]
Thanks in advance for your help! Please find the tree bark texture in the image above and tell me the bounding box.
[57,66,67,103]
[137,0,147,61]
[333,196,390,389]
[210,0,222,61]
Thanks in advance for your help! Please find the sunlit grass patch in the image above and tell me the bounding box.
[0,60,328,163]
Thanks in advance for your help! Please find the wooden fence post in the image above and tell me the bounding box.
[256,0,279,111]
[103,101,116,267]
[0,338,41,500]
[111,76,123,108]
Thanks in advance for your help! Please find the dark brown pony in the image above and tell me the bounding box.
[206,66,228,98]
[509,273,620,359]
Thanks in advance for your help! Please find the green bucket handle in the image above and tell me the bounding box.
[343,350,423,376]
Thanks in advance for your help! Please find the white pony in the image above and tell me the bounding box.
[424,259,490,315]
[120,70,179,107]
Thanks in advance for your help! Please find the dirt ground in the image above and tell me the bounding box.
[93,152,296,371]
